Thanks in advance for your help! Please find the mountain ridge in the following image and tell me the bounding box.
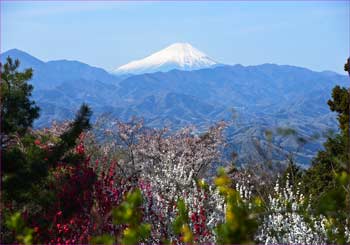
[1,48,344,77]
[1,49,121,89]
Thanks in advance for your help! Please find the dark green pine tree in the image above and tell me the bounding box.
[1,57,93,204]
[302,60,349,202]
[0,57,40,147]
[299,58,350,244]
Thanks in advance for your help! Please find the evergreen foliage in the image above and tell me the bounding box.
[1,57,94,242]
[0,57,39,146]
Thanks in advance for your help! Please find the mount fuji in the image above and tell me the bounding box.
[113,43,218,75]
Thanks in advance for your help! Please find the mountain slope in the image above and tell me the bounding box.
[117,64,346,114]
[1,49,121,89]
[114,43,218,74]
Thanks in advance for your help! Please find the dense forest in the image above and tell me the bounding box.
[1,56,350,244]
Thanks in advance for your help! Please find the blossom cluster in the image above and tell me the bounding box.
[255,175,350,244]
[84,119,227,243]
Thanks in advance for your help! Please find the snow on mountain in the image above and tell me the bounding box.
[113,43,218,75]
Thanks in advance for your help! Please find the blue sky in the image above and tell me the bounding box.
[1,1,349,73]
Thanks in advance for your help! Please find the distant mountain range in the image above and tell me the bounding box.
[1,47,348,167]
[1,48,121,89]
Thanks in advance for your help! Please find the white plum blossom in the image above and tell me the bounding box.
[255,175,329,244]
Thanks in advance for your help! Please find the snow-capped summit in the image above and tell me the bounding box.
[113,42,218,75]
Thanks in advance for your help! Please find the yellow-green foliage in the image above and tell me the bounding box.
[112,189,151,245]
[5,212,34,245]
[214,167,260,244]
[90,234,115,245]
[172,199,194,244]
[91,189,151,245]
